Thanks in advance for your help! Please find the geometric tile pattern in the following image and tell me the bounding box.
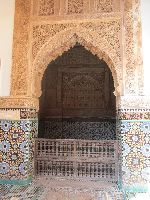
[1,107,149,193]
[119,118,150,192]
[20,109,38,119]
[0,120,38,184]
[39,119,116,140]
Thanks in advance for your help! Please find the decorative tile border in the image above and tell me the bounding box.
[0,108,38,120]
[118,109,150,120]
[0,177,32,186]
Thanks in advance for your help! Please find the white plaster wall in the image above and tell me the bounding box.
[0,0,15,96]
[141,0,150,95]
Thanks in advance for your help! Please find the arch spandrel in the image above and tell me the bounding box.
[32,27,122,99]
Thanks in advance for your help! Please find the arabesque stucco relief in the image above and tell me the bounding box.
[5,0,143,108]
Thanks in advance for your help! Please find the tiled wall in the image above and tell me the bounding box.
[0,107,149,193]
[118,109,150,193]
[0,108,38,185]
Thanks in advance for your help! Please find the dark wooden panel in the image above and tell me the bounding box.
[39,45,116,119]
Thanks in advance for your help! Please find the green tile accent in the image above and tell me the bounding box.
[124,185,149,193]
[120,120,150,122]
[0,177,32,186]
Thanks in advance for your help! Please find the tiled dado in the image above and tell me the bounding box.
[118,109,150,193]
[0,108,38,185]
[118,108,150,120]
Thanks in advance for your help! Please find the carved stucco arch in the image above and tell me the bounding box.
[32,27,122,99]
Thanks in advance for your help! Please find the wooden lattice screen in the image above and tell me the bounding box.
[35,139,119,182]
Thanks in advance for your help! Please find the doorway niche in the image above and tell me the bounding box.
[38,44,116,140]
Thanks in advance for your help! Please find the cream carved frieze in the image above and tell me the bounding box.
[0,97,39,110]
[33,0,120,17]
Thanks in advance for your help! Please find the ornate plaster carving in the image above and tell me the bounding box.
[96,0,113,13]
[124,0,143,95]
[11,0,32,96]
[9,0,144,108]
[32,26,122,98]
[39,0,55,16]
[32,21,121,61]
[33,0,120,17]
[68,0,84,14]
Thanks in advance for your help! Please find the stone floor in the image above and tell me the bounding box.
[0,177,124,200]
